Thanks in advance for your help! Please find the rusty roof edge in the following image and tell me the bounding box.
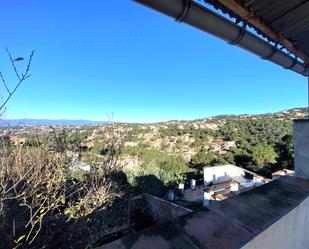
[205,0,309,64]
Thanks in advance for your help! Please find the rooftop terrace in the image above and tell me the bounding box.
[99,176,309,249]
[181,165,268,206]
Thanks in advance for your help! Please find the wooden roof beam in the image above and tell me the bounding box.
[214,0,309,63]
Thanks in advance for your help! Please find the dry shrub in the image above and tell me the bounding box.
[0,143,123,248]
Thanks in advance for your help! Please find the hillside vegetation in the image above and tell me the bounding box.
[0,107,306,247]
[2,108,305,179]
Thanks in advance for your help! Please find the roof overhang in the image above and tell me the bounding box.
[206,0,309,63]
[134,0,309,77]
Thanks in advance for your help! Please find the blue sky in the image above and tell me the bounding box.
[0,0,307,123]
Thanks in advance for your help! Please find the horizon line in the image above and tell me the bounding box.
[2,107,306,125]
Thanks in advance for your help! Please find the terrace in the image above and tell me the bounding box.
[181,165,268,206]
[98,0,309,248]
[100,176,309,249]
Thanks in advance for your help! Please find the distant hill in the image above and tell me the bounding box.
[1,107,307,177]
[1,108,307,127]
[0,119,109,126]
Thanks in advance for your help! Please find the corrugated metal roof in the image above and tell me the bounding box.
[204,0,309,60]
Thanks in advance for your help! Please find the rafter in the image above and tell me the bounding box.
[214,0,309,63]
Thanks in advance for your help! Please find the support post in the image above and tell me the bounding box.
[294,119,309,179]
[294,74,309,180]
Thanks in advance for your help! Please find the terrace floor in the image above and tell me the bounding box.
[98,176,309,249]
[182,180,256,204]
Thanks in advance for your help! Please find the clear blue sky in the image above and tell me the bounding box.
[0,0,307,123]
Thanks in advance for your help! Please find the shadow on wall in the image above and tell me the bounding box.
[133,174,166,197]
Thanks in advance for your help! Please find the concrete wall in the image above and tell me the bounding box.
[145,194,192,224]
[294,120,309,179]
[241,197,309,249]
[203,165,245,184]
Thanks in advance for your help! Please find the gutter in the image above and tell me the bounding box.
[133,0,308,76]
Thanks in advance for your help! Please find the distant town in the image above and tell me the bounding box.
[2,107,304,179]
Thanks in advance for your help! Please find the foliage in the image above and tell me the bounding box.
[190,151,216,170]
[0,108,301,246]
[275,134,293,168]
[124,149,188,195]
[133,174,166,197]
[24,137,41,147]
[250,145,277,170]
[157,155,187,186]
[48,127,90,153]
[0,126,127,248]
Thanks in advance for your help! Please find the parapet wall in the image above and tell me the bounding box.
[130,194,192,226]
[145,194,192,224]
[99,176,309,249]
[241,197,309,249]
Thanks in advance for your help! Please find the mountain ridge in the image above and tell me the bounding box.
[0,119,109,126]
[1,107,307,126]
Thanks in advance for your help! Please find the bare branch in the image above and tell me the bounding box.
[22,50,35,78]
[0,72,11,94]
[5,47,21,81]
[0,49,35,113]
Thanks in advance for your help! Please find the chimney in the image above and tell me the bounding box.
[178,183,185,195]
[190,179,196,190]
[230,182,240,194]
[203,189,214,207]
